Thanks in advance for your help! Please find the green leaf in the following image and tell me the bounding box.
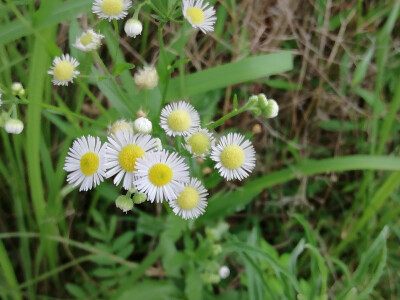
[185,264,203,300]
[113,62,135,76]
[112,232,135,253]
[116,280,179,300]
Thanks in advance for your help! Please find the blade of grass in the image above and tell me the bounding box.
[0,239,22,300]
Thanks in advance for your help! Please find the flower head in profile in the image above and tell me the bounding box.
[160,101,200,137]
[74,29,104,52]
[134,66,159,90]
[105,130,158,190]
[211,133,256,181]
[64,135,108,191]
[48,54,80,86]
[182,0,217,33]
[169,178,208,220]
[184,128,215,158]
[92,0,131,21]
[134,150,190,203]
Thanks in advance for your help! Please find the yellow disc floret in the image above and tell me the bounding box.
[80,33,93,46]
[167,110,191,132]
[80,152,100,176]
[149,163,173,186]
[186,7,205,25]
[119,145,145,172]
[188,133,210,155]
[53,61,75,82]
[101,0,124,16]
[177,187,199,210]
[220,145,244,170]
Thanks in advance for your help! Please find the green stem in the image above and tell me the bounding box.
[207,103,251,130]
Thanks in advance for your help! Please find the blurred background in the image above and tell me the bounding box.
[1,0,400,299]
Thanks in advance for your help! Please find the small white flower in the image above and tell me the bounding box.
[48,54,80,86]
[159,101,201,137]
[105,130,158,190]
[133,117,152,134]
[108,119,133,136]
[169,178,208,220]
[124,18,143,38]
[4,118,24,134]
[211,133,256,181]
[134,66,159,90]
[64,135,108,191]
[134,150,190,203]
[219,266,230,279]
[11,82,25,97]
[92,0,131,21]
[74,29,104,52]
[182,0,217,34]
[184,127,215,158]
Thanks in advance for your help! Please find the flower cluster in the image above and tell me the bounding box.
[64,101,257,220]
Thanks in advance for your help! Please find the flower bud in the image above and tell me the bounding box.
[133,117,152,134]
[251,107,262,116]
[218,266,230,279]
[134,66,159,90]
[257,93,269,109]
[4,118,24,134]
[115,195,134,213]
[263,99,279,118]
[247,95,259,107]
[124,19,143,38]
[11,82,25,97]
[109,119,132,136]
[132,192,147,204]
[201,273,220,284]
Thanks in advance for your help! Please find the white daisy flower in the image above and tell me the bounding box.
[105,130,158,190]
[169,178,208,220]
[134,150,190,203]
[211,133,256,181]
[134,66,159,90]
[184,128,215,158]
[92,0,131,21]
[182,0,217,34]
[159,101,201,137]
[74,29,104,52]
[64,135,107,191]
[48,54,80,86]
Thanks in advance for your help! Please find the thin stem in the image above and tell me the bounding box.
[112,19,119,60]
[207,103,251,130]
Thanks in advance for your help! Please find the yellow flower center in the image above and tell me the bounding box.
[80,152,99,176]
[101,0,124,16]
[110,121,131,136]
[167,110,191,132]
[220,145,244,170]
[80,33,93,46]
[53,61,75,82]
[188,133,210,155]
[118,145,145,172]
[186,7,205,25]
[149,163,173,186]
[177,187,199,210]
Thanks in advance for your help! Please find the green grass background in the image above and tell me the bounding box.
[1,0,400,299]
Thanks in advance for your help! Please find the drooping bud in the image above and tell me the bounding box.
[132,192,147,204]
[263,99,279,118]
[115,195,134,213]
[4,118,24,134]
[124,19,143,38]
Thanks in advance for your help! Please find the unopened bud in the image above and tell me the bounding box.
[257,93,269,109]
[202,167,212,175]
[218,266,230,279]
[252,124,262,134]
[247,95,259,107]
[264,99,279,118]
[11,82,25,97]
[133,192,147,204]
[124,19,143,38]
[109,119,132,136]
[115,195,134,213]
[4,118,24,134]
[136,109,147,118]
[133,117,152,134]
